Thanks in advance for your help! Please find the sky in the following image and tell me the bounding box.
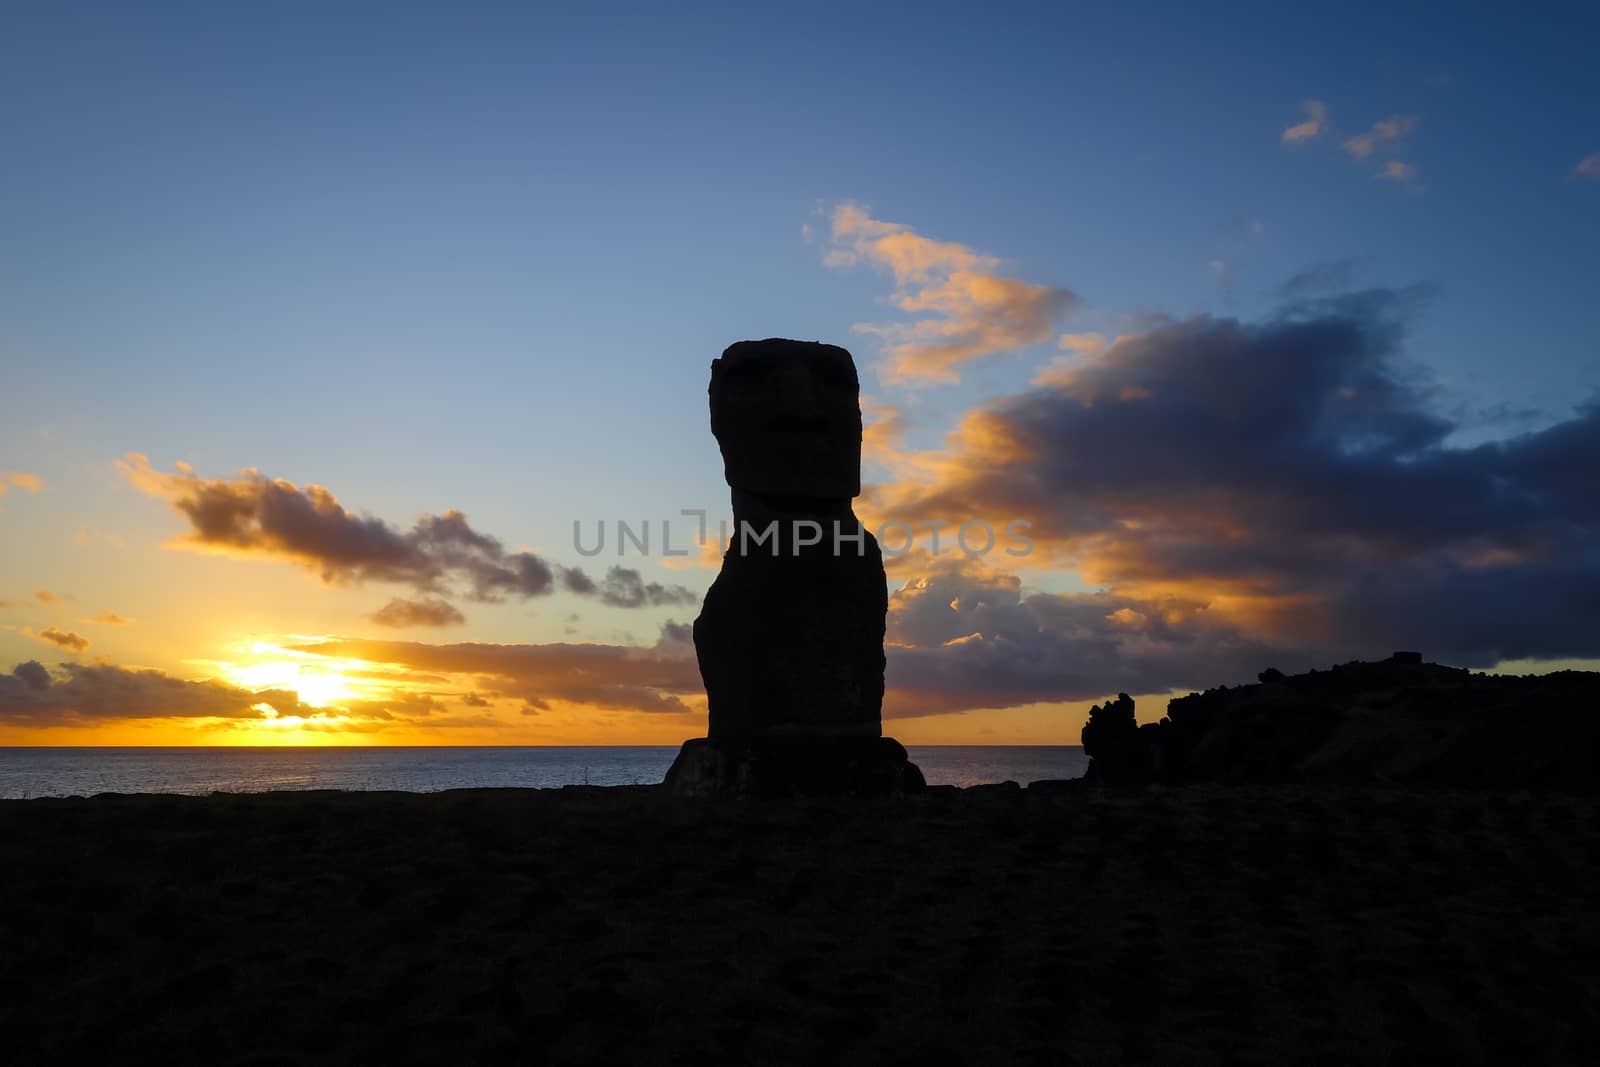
[2,2,1598,745]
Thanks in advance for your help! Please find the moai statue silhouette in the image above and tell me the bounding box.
[665,339,923,797]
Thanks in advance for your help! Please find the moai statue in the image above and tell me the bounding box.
[664,339,925,797]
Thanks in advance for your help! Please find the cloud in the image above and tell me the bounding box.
[1343,115,1418,158]
[881,560,1275,718]
[1283,107,1419,188]
[0,654,522,732]
[288,631,705,715]
[1281,99,1328,144]
[861,395,907,464]
[1378,161,1419,185]
[823,202,1079,384]
[1219,215,1264,242]
[269,570,1263,722]
[368,597,466,628]
[0,660,307,725]
[88,610,131,625]
[34,589,68,604]
[0,472,44,510]
[1281,260,1358,299]
[34,626,89,653]
[865,286,1600,679]
[1574,152,1600,180]
[591,567,701,608]
[93,282,1578,723]
[1057,332,1108,355]
[117,454,696,609]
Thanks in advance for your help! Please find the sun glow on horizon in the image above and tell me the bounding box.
[203,640,389,709]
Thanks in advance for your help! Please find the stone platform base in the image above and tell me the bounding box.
[663,736,926,798]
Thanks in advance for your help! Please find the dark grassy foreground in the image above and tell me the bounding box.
[2,784,1598,1065]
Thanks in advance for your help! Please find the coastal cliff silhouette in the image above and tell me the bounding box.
[1082,651,1600,788]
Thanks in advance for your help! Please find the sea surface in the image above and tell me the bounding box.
[0,746,1087,799]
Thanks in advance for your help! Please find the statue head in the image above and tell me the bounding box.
[709,338,862,499]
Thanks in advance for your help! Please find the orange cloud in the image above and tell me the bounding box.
[657,532,726,571]
[0,471,45,510]
[879,555,1274,718]
[1344,115,1418,158]
[33,626,90,654]
[368,597,466,629]
[1281,99,1327,143]
[858,289,1600,678]
[824,203,1078,384]
[287,625,704,715]
[1377,160,1419,185]
[1,659,306,726]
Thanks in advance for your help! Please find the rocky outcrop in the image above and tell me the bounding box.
[1079,693,1152,785]
[666,339,923,797]
[1083,652,1600,788]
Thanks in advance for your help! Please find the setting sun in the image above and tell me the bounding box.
[210,642,376,708]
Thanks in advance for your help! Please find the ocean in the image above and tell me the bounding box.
[0,745,1087,799]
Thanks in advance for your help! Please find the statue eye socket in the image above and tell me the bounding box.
[720,363,770,389]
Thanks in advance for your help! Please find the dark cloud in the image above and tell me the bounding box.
[881,562,1277,718]
[871,287,1600,682]
[1279,259,1358,299]
[260,568,1271,721]
[595,567,700,608]
[288,633,704,715]
[368,597,467,629]
[12,661,50,690]
[36,627,89,653]
[0,661,304,725]
[91,284,1597,722]
[118,455,697,610]
[0,659,497,730]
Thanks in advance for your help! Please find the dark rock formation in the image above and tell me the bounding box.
[1079,693,1153,785]
[665,339,923,797]
[1083,652,1600,788]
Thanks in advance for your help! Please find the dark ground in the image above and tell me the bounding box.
[2,784,1597,1065]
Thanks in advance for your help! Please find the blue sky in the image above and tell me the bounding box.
[2,3,1597,743]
